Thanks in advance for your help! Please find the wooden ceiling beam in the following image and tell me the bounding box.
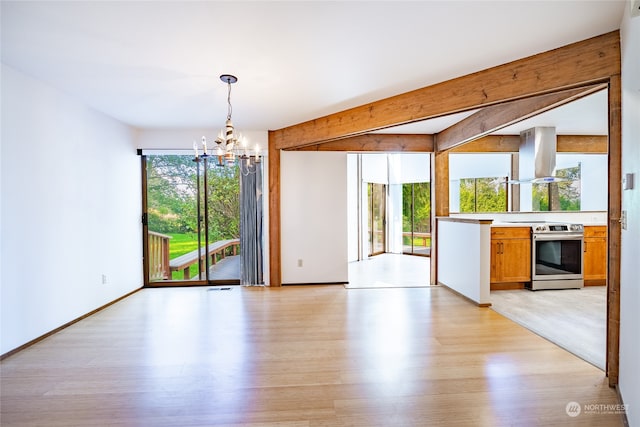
[450,135,520,152]
[292,133,434,152]
[435,84,607,152]
[557,135,608,153]
[449,134,608,153]
[271,31,619,150]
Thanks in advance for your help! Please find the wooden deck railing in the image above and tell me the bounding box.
[169,239,240,280]
[148,231,172,281]
[402,231,431,246]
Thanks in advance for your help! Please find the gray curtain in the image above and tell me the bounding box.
[239,158,263,285]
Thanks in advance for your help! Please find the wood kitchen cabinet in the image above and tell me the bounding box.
[491,227,531,289]
[584,225,607,285]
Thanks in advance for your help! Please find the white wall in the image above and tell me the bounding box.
[1,64,142,354]
[280,151,348,284]
[437,219,491,305]
[618,7,640,425]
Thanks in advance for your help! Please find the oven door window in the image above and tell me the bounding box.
[534,239,582,275]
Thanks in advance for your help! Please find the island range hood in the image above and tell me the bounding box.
[514,126,566,184]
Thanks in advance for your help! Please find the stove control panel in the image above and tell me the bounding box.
[532,223,584,233]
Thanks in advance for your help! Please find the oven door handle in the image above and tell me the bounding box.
[532,233,584,240]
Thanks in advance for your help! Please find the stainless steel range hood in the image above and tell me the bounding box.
[514,127,565,184]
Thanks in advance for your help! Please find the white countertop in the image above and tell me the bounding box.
[491,222,606,227]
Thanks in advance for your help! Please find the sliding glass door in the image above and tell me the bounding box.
[368,183,386,256]
[402,182,431,256]
[143,154,240,285]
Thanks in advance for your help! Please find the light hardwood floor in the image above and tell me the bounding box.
[1,285,624,426]
[347,253,430,288]
[490,287,606,370]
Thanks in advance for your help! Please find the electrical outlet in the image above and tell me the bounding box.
[621,211,628,230]
[101,274,108,284]
[297,259,303,267]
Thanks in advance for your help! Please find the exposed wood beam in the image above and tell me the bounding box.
[451,135,520,152]
[268,131,282,287]
[607,74,622,386]
[449,134,608,153]
[272,31,619,150]
[557,135,608,153]
[431,151,449,286]
[292,134,434,152]
[435,84,607,152]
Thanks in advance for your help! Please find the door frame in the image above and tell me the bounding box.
[140,152,241,287]
[367,182,386,257]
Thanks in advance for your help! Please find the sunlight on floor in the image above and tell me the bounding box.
[347,253,431,289]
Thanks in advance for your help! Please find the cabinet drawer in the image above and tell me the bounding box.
[491,227,531,239]
[584,226,607,238]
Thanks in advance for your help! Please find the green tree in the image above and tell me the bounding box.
[146,155,240,239]
[147,155,197,234]
[533,165,580,211]
[459,177,507,212]
[413,182,431,233]
[204,165,240,240]
[557,165,581,211]
[402,182,431,246]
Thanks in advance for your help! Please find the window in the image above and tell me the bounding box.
[532,165,581,211]
[402,182,431,255]
[144,154,240,283]
[459,177,508,213]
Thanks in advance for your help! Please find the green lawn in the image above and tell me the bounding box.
[166,233,241,280]
[168,233,200,280]
[403,237,431,247]
[168,233,200,259]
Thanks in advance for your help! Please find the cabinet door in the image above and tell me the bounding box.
[500,239,531,282]
[584,237,607,280]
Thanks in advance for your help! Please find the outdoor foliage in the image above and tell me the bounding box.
[146,155,240,241]
[402,183,431,233]
[459,177,507,213]
[402,182,431,249]
[455,166,580,213]
[533,165,581,211]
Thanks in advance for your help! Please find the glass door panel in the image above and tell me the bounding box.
[369,183,386,256]
[402,183,413,253]
[402,182,431,256]
[412,182,431,256]
[144,154,241,285]
[203,163,240,281]
[146,154,202,283]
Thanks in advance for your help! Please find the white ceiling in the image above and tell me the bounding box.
[1,1,625,135]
